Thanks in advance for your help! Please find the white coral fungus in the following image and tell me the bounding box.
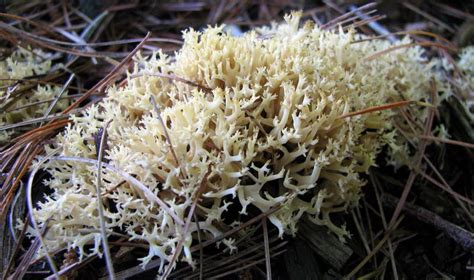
[0,47,68,143]
[34,12,439,272]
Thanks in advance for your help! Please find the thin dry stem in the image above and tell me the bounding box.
[95,120,115,280]
[26,150,60,277]
[47,156,184,225]
[262,217,272,280]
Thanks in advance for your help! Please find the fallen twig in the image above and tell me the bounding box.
[381,193,474,250]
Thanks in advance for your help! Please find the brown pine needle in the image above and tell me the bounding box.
[344,216,404,279]
[321,2,378,29]
[352,30,456,48]
[387,84,436,229]
[415,135,474,149]
[366,42,457,61]
[339,100,427,119]
[419,170,474,206]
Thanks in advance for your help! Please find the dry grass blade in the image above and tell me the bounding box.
[343,14,386,32]
[150,95,184,175]
[0,22,137,58]
[402,2,455,33]
[95,120,115,280]
[387,83,436,229]
[414,135,474,149]
[134,72,211,93]
[1,119,69,158]
[382,193,474,250]
[432,2,474,20]
[339,100,426,119]
[335,9,377,28]
[321,2,378,29]
[351,209,371,255]
[366,42,457,61]
[190,205,281,253]
[193,233,280,274]
[0,143,42,222]
[6,235,41,280]
[161,171,210,279]
[419,170,474,205]
[0,113,69,131]
[371,173,399,279]
[204,240,288,279]
[29,36,182,47]
[349,4,394,40]
[61,32,151,114]
[193,212,203,280]
[0,12,62,37]
[172,229,280,279]
[344,216,404,279]
[3,215,28,280]
[26,151,61,278]
[47,156,184,225]
[113,205,281,279]
[209,249,287,279]
[351,30,456,48]
[421,156,474,220]
[6,94,83,112]
[262,217,272,280]
[40,73,75,126]
[45,254,97,280]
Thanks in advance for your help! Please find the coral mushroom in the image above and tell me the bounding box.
[30,12,444,273]
[1,47,68,144]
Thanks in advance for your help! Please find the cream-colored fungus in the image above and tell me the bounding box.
[28,12,452,273]
[0,47,68,144]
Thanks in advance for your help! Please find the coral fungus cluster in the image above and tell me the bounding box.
[31,12,444,272]
[0,47,67,144]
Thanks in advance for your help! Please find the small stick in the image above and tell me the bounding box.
[381,193,474,250]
